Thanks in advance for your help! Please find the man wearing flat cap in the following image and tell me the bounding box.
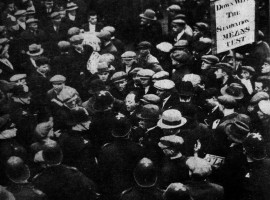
[96,30,118,56]
[137,41,163,72]
[14,10,27,33]
[109,71,129,104]
[136,9,162,46]
[200,55,220,88]
[120,51,139,75]
[136,69,156,95]
[171,18,192,43]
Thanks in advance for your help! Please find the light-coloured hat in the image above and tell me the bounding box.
[66,2,78,11]
[50,75,66,83]
[10,74,26,82]
[26,18,38,24]
[111,71,127,83]
[152,71,169,81]
[250,92,269,104]
[258,100,270,116]
[182,74,201,87]
[137,69,155,79]
[70,34,84,44]
[171,18,186,25]
[121,51,136,59]
[14,10,26,16]
[102,26,115,34]
[186,157,212,177]
[156,42,173,53]
[26,44,44,56]
[157,109,187,129]
[166,4,181,12]
[67,27,80,36]
[158,135,184,149]
[154,79,175,90]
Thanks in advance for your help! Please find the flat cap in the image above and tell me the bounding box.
[171,18,186,25]
[10,74,26,82]
[173,40,189,50]
[158,135,184,148]
[26,18,38,24]
[0,38,9,45]
[58,41,70,51]
[258,100,270,116]
[186,157,212,177]
[96,30,111,40]
[182,74,201,87]
[50,75,66,83]
[137,41,152,50]
[167,4,181,12]
[156,42,173,53]
[241,66,255,73]
[70,34,84,44]
[250,92,269,104]
[67,27,80,36]
[137,104,160,120]
[154,79,175,91]
[214,63,234,74]
[66,2,78,11]
[194,22,209,32]
[50,12,61,19]
[140,94,161,105]
[217,95,237,107]
[137,69,155,78]
[14,10,26,16]
[111,71,127,83]
[152,71,169,80]
[130,67,143,75]
[201,55,219,64]
[170,50,191,63]
[102,26,115,34]
[97,62,109,72]
[121,51,136,59]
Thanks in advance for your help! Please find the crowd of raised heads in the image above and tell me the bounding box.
[0,0,270,200]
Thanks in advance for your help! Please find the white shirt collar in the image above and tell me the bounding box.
[0,58,14,70]
[162,95,171,108]
[68,13,75,21]
[30,57,37,68]
[176,30,185,42]
[89,23,96,33]
[144,85,150,94]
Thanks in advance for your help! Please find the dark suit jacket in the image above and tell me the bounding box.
[81,22,104,32]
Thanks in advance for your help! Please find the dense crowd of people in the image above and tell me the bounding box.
[0,0,270,200]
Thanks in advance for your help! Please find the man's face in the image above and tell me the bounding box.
[65,98,77,109]
[241,69,251,80]
[255,82,263,93]
[125,93,137,112]
[201,61,211,70]
[88,15,97,25]
[69,10,76,16]
[122,58,134,66]
[52,82,64,93]
[205,97,217,108]
[171,23,185,34]
[18,15,26,22]
[139,49,150,56]
[215,68,224,79]
[8,3,15,12]
[261,62,270,74]
[140,17,149,25]
[140,78,150,87]
[28,22,38,31]
[38,64,49,73]
[115,80,127,92]
[98,72,110,82]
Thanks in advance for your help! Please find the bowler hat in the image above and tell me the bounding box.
[41,142,63,165]
[243,133,267,160]
[157,109,187,129]
[163,183,192,200]
[137,104,160,121]
[26,44,43,56]
[140,9,157,21]
[5,156,30,183]
[93,90,114,111]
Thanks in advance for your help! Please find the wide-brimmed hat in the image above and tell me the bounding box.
[220,84,244,100]
[5,156,30,183]
[157,109,187,129]
[224,114,250,143]
[140,9,157,21]
[26,44,44,56]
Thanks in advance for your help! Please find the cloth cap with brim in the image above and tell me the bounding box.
[50,12,61,20]
[26,18,38,24]
[130,68,143,75]
[193,38,212,52]
[140,9,157,21]
[167,4,181,12]
[97,62,109,73]
[111,71,127,83]
[102,26,115,34]
[67,27,80,36]
[14,10,26,16]
[157,109,187,129]
[171,18,186,26]
[220,84,244,99]
[10,74,26,82]
[156,42,173,53]
[26,9,35,15]
[213,63,234,74]
[121,51,136,59]
[137,41,152,50]
[154,79,175,90]
[137,104,160,121]
[173,40,189,50]
[193,22,209,32]
[5,156,30,183]
[201,55,219,64]
[241,66,255,74]
[88,79,106,94]
[70,34,84,45]
[50,75,66,83]
[176,81,194,96]
[258,100,270,116]
[217,95,237,107]
[163,183,191,200]
[96,31,111,40]
[66,2,78,11]
[250,92,269,104]
[58,41,70,51]
[140,94,161,105]
[170,50,191,63]
[137,69,155,79]
[26,44,43,56]
[152,71,169,80]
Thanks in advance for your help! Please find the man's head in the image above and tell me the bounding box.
[201,55,219,70]
[137,69,155,88]
[125,91,140,112]
[171,19,186,35]
[97,62,110,82]
[121,51,136,66]
[214,63,233,79]
[158,135,185,157]
[137,41,152,57]
[166,4,181,18]
[154,79,175,100]
[255,76,270,93]
[26,18,38,31]
[261,61,270,74]
[14,10,27,22]
[137,104,160,129]
[257,100,270,121]
[139,9,157,25]
[202,88,219,108]
[50,75,66,93]
[66,2,78,16]
[217,95,237,112]
[50,12,61,24]
[36,56,50,74]
[241,66,255,80]
[88,11,97,25]
[111,71,128,92]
